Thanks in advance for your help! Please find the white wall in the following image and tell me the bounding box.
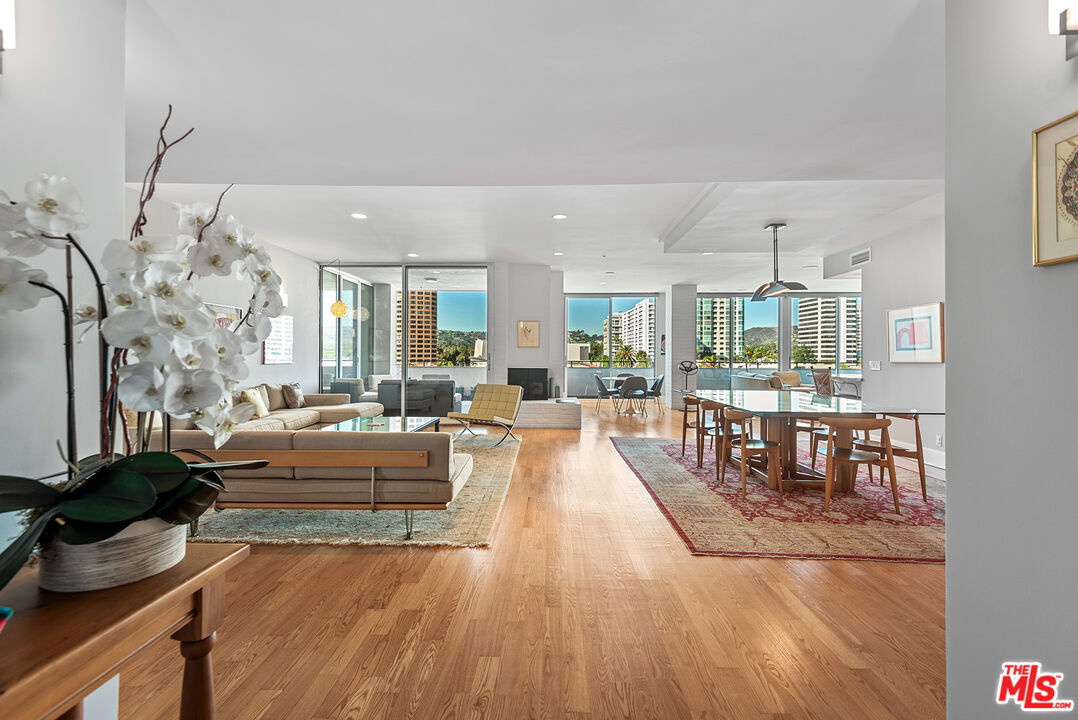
[947,1,1078,716]
[489,262,563,392]
[663,284,698,409]
[844,219,947,467]
[0,2,127,717]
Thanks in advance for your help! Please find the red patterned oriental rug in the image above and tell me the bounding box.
[611,437,945,563]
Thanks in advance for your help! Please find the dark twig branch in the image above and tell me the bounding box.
[129,105,194,242]
[31,280,75,479]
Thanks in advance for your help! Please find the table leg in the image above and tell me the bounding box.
[172,576,225,720]
[58,702,83,720]
[178,634,216,720]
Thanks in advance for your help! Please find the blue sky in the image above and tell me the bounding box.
[568,297,653,335]
[437,291,487,331]
[745,298,779,329]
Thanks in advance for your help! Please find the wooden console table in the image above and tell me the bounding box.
[0,542,249,720]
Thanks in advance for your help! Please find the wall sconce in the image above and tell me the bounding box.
[0,0,15,74]
[1049,1,1078,59]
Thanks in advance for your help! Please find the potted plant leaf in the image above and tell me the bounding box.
[0,107,284,593]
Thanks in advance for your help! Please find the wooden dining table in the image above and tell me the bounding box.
[680,389,943,492]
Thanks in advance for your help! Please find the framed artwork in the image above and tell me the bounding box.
[1034,109,1078,266]
[206,303,242,331]
[887,302,945,364]
[516,320,539,348]
[262,314,294,364]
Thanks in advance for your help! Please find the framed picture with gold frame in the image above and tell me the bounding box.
[516,320,539,348]
[1034,109,1078,266]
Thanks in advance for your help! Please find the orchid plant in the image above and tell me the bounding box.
[0,107,277,591]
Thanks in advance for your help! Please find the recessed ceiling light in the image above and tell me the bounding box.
[604,271,615,275]
[424,277,438,282]
[553,252,564,256]
[350,212,367,220]
[599,282,607,285]
[802,264,819,269]
[703,252,714,256]
[431,270,441,274]
[407,253,419,258]
[552,214,568,220]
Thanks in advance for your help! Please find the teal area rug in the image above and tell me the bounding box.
[189,434,519,548]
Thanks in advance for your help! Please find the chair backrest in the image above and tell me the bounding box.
[594,374,609,394]
[819,416,891,432]
[771,371,803,388]
[699,400,721,425]
[619,376,648,396]
[811,368,834,396]
[723,407,753,423]
[468,384,524,421]
[650,375,665,393]
[617,372,633,378]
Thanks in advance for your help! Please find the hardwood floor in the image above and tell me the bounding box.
[120,402,945,719]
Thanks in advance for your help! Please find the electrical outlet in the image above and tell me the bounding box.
[935,434,943,448]
[869,360,881,371]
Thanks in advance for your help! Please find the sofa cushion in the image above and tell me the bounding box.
[283,382,306,408]
[267,409,322,430]
[771,371,803,388]
[315,402,385,424]
[234,416,287,432]
[264,383,286,411]
[149,429,294,479]
[292,430,453,482]
[241,388,270,417]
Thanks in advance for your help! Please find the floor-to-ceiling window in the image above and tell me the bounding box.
[789,294,862,377]
[320,264,488,413]
[565,294,657,397]
[695,294,778,389]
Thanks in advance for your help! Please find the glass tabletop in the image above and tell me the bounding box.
[319,416,440,432]
[684,389,943,416]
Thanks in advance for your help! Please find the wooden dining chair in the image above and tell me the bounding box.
[681,395,702,456]
[719,408,781,498]
[818,417,900,514]
[856,413,928,502]
[696,400,723,467]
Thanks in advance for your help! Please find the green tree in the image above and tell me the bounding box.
[791,343,817,367]
[633,350,649,368]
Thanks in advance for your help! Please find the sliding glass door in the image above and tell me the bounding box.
[320,264,488,417]
[565,294,657,397]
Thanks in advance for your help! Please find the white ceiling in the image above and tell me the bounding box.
[124,0,944,293]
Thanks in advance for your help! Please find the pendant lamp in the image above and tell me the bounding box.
[751,222,807,302]
[330,259,349,318]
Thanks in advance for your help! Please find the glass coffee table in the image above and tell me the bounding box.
[319,416,441,433]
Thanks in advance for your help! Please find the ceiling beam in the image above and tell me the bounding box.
[658,183,735,253]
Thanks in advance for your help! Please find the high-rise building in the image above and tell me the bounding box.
[794,297,861,366]
[396,291,439,366]
[604,298,654,358]
[695,297,744,359]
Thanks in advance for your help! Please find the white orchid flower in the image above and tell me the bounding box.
[116,361,165,412]
[24,175,87,236]
[237,314,272,355]
[162,368,225,416]
[169,338,219,372]
[244,254,281,290]
[101,310,171,364]
[102,236,184,271]
[175,203,218,237]
[187,241,236,277]
[0,193,68,257]
[252,286,283,316]
[72,302,98,326]
[0,258,52,314]
[193,400,255,448]
[151,298,215,340]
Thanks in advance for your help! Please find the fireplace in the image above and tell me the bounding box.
[507,367,548,401]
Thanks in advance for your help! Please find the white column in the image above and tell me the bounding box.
[663,284,697,409]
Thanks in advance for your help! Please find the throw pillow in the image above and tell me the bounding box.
[282,382,306,408]
[263,383,285,411]
[256,384,271,410]
[241,388,270,418]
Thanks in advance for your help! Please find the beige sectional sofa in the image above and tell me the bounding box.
[170,382,384,432]
[155,427,473,537]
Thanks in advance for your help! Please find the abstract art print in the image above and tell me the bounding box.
[1034,109,1078,266]
[887,303,944,364]
[517,320,539,348]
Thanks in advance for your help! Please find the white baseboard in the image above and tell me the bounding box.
[890,438,946,470]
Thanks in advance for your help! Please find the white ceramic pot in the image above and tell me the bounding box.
[38,518,187,593]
